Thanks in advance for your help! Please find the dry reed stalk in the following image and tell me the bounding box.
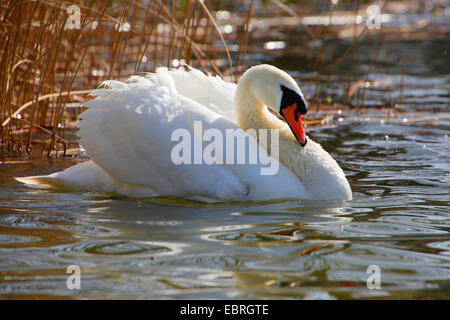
[234,0,254,77]
[318,0,391,105]
[269,0,314,40]
[310,2,338,103]
[399,53,405,104]
[196,0,234,80]
[359,35,383,109]
[0,0,249,157]
[344,0,361,104]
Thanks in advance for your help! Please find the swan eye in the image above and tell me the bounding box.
[280,85,307,115]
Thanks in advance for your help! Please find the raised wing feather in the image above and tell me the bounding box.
[156,67,237,121]
[79,74,250,201]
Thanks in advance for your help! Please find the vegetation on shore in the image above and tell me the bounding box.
[1,0,447,159]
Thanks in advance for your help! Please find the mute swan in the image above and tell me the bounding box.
[16,64,352,202]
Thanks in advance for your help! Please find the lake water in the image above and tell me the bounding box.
[0,25,449,299]
[1,119,448,299]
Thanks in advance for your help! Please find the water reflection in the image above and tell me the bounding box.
[1,30,449,300]
[1,151,448,298]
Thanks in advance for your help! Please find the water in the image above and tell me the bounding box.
[1,15,449,299]
[0,117,448,299]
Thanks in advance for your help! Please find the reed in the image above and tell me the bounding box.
[0,0,244,157]
[1,0,443,159]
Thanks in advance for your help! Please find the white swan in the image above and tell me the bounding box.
[16,65,352,202]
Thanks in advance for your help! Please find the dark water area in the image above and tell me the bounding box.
[259,38,449,109]
[0,11,449,299]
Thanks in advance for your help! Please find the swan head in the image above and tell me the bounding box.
[238,64,308,146]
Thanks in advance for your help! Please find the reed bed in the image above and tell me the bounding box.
[1,0,447,159]
[0,0,253,157]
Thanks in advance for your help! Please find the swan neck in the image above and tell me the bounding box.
[235,78,275,131]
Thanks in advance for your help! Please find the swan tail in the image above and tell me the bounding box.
[15,176,65,188]
[15,161,163,198]
[15,160,117,192]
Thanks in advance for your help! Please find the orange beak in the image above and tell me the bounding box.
[280,103,307,146]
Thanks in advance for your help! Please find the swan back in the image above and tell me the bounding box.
[152,67,237,121]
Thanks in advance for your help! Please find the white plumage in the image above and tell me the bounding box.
[16,65,352,202]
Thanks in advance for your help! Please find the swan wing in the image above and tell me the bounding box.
[153,67,237,122]
[76,74,246,201]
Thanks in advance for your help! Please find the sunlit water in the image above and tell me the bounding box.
[1,117,448,299]
[1,27,449,299]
